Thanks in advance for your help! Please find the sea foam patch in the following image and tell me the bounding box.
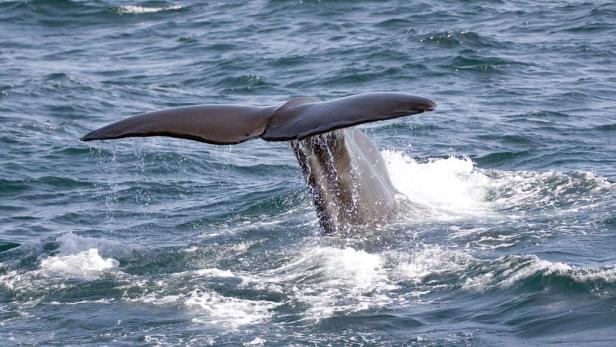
[127,287,279,328]
[40,248,119,278]
[250,246,399,320]
[187,289,279,327]
[392,246,474,284]
[115,5,182,14]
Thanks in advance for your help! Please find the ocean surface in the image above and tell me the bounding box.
[1,0,616,345]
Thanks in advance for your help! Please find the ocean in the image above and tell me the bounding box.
[1,0,616,345]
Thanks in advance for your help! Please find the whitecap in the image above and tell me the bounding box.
[463,255,616,293]
[116,5,182,14]
[171,267,236,278]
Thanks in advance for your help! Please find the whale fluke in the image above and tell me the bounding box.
[81,93,436,144]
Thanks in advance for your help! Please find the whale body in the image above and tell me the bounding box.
[82,93,436,234]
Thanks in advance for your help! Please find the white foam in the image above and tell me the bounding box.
[251,246,398,320]
[116,5,182,14]
[244,337,266,346]
[0,270,24,291]
[272,247,392,290]
[392,246,474,284]
[170,267,236,279]
[313,247,389,291]
[132,289,278,327]
[383,151,494,221]
[126,280,278,327]
[488,169,612,212]
[383,150,613,225]
[572,266,616,283]
[33,233,129,279]
[48,298,115,305]
[194,268,235,278]
[187,290,278,327]
[40,248,119,278]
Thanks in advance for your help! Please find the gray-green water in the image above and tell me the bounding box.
[1,0,616,345]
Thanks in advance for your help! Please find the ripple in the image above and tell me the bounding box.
[475,150,532,165]
[447,55,529,73]
[595,124,616,131]
[0,242,20,253]
[218,74,270,92]
[0,179,29,195]
[421,30,508,49]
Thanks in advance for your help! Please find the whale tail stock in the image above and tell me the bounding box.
[80,93,436,144]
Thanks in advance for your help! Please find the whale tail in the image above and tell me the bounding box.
[82,93,437,235]
[81,93,436,144]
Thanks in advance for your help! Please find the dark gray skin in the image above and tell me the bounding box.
[291,128,398,234]
[82,92,436,234]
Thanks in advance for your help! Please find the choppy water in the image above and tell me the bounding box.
[1,0,616,345]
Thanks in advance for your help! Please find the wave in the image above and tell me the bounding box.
[448,55,530,73]
[420,30,511,49]
[4,231,616,333]
[463,255,616,294]
[595,124,616,131]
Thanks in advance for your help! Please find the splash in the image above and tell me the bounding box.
[383,151,494,220]
[382,150,613,223]
[54,232,132,257]
[36,233,128,278]
[40,248,119,278]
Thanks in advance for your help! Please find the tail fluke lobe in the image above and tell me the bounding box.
[81,105,276,145]
[263,92,436,141]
